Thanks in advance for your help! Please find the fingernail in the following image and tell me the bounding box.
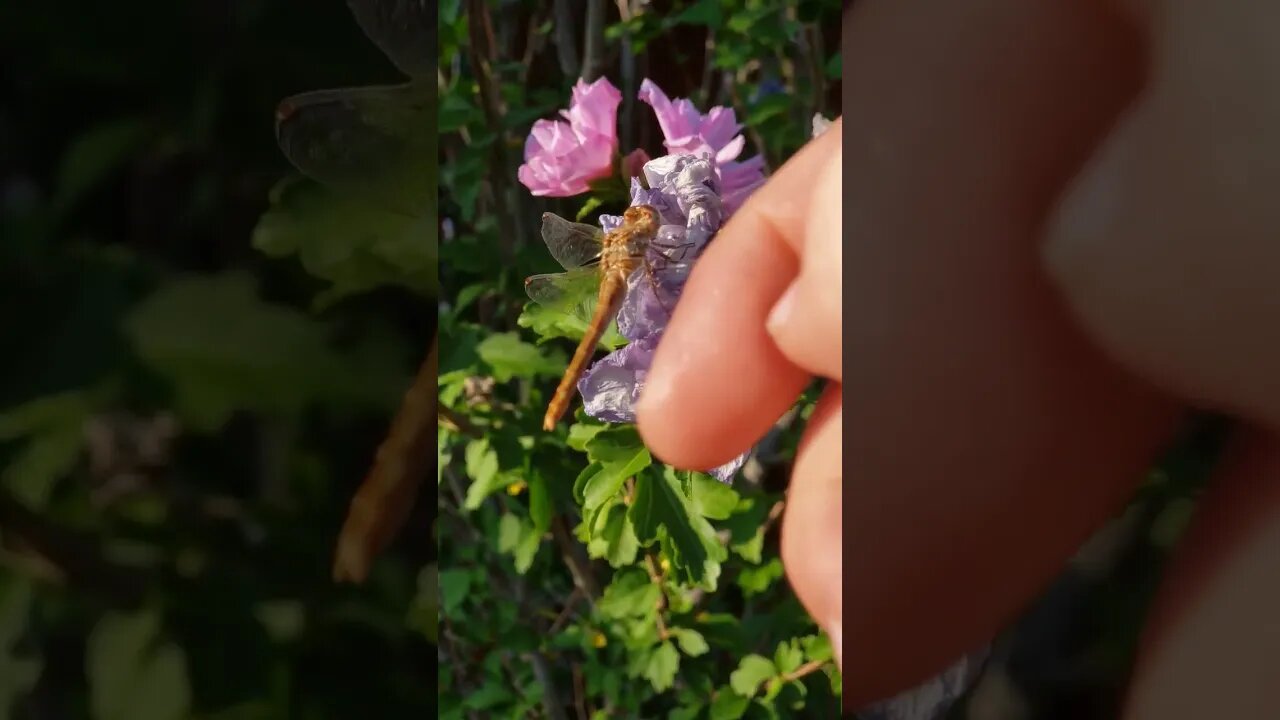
[766,282,798,338]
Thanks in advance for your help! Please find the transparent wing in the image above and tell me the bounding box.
[346,0,433,81]
[541,213,604,270]
[275,83,432,216]
[525,268,600,326]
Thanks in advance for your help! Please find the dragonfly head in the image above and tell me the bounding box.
[622,204,661,235]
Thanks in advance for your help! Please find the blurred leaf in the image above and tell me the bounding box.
[0,390,93,508]
[670,628,709,657]
[476,332,562,382]
[690,472,738,520]
[824,51,842,79]
[644,641,679,692]
[674,0,723,27]
[253,176,436,301]
[406,563,439,643]
[729,655,776,698]
[0,577,40,720]
[737,558,783,597]
[773,639,804,675]
[86,609,191,720]
[123,272,406,432]
[52,117,154,213]
[708,689,751,719]
[438,568,471,616]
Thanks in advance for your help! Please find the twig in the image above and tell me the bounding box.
[552,514,601,601]
[572,663,589,720]
[552,0,580,78]
[580,0,607,82]
[438,401,483,439]
[780,659,829,683]
[548,585,585,635]
[613,0,636,150]
[643,552,670,641]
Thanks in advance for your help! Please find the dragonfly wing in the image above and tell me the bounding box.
[541,213,604,270]
[346,0,433,81]
[525,269,600,326]
[276,83,432,216]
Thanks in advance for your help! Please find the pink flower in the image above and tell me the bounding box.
[517,77,622,197]
[637,79,766,212]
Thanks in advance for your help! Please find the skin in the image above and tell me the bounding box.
[636,0,1280,716]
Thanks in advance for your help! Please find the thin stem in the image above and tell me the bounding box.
[580,0,607,82]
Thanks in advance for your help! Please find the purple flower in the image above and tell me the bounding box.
[577,154,751,483]
[637,79,766,213]
[517,77,622,197]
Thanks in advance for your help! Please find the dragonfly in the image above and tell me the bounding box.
[273,0,435,584]
[525,205,666,431]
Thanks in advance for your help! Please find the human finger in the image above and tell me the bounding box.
[837,0,1183,705]
[765,146,843,381]
[1043,0,1280,433]
[636,122,842,472]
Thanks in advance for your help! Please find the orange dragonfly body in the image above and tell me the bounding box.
[525,205,662,430]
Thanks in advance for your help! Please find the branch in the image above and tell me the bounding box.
[580,0,607,82]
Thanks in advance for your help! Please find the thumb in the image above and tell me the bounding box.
[765,139,843,382]
[1042,0,1280,430]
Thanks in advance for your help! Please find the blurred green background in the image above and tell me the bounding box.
[0,2,436,718]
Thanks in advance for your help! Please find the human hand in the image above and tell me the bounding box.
[636,119,845,668]
[645,0,1280,716]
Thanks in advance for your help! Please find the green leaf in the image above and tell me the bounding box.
[497,513,522,553]
[406,563,439,644]
[670,628,709,657]
[580,427,651,525]
[773,639,804,675]
[566,421,606,451]
[674,0,723,27]
[86,610,191,720]
[0,391,93,509]
[438,568,471,616]
[824,52,842,80]
[643,641,680,692]
[527,472,553,532]
[691,472,739,520]
[463,438,505,509]
[729,654,777,698]
[597,569,659,620]
[799,634,832,664]
[517,300,626,349]
[0,577,41,718]
[123,272,407,431]
[629,468,725,587]
[252,176,436,301]
[476,332,562,382]
[52,117,154,213]
[586,501,639,567]
[708,689,751,720]
[737,558,783,597]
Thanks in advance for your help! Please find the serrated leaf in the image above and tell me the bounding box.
[729,654,776,698]
[737,558,783,597]
[628,468,725,587]
[799,634,832,664]
[586,501,639,567]
[773,640,804,675]
[644,641,680,692]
